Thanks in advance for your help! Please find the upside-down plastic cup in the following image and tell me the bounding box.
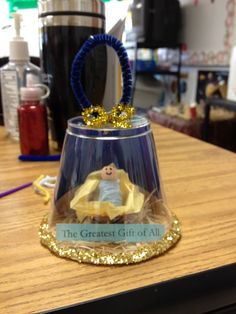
[39,35,181,265]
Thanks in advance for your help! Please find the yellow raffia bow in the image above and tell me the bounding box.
[33,175,56,204]
[82,104,135,128]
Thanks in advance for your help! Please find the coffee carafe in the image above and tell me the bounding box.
[38,0,107,147]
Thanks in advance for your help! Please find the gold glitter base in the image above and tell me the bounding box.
[39,215,181,265]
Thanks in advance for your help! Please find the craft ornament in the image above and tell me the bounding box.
[39,34,181,265]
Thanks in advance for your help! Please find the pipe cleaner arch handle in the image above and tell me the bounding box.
[70,34,132,109]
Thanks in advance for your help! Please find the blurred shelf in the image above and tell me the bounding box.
[136,70,179,76]
[125,41,181,50]
[127,41,182,103]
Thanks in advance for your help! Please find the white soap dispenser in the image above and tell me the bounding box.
[0,13,41,140]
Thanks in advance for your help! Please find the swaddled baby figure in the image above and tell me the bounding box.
[70,163,144,223]
[99,164,122,206]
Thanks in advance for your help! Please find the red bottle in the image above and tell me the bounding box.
[18,87,49,155]
[190,102,197,120]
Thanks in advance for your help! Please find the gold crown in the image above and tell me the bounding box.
[82,104,135,128]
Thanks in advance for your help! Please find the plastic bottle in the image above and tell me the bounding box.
[18,83,49,155]
[0,13,41,140]
[190,102,197,120]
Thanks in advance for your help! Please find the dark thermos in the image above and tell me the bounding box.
[38,0,107,147]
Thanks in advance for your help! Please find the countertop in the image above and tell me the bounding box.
[1,124,236,313]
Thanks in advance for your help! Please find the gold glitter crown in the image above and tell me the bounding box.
[82,104,135,128]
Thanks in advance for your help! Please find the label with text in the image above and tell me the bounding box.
[56,224,165,242]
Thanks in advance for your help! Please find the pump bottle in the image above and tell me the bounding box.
[0,13,41,140]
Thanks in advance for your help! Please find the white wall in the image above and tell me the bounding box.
[105,0,131,32]
[180,0,236,65]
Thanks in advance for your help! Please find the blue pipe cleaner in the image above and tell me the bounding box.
[70,34,132,110]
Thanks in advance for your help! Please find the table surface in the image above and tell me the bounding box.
[1,124,236,314]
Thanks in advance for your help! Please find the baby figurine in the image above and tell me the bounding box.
[98,164,122,206]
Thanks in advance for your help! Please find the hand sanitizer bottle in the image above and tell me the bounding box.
[0,13,41,140]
